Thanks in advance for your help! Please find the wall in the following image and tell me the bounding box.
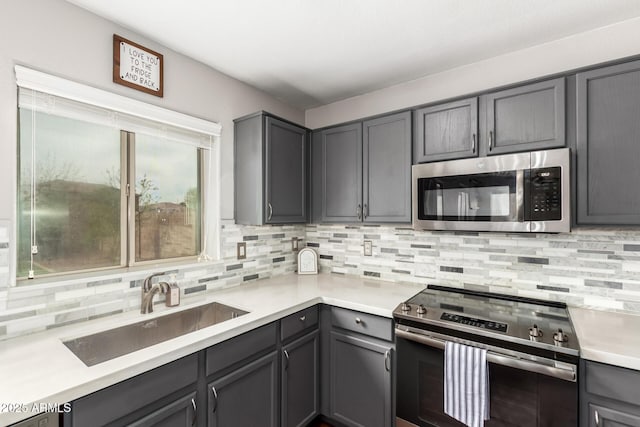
[305,16,640,129]
[0,0,304,224]
[306,224,640,313]
[0,0,307,339]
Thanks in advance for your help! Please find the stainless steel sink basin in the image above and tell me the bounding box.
[63,302,248,366]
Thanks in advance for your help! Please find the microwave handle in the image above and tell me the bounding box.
[516,170,525,222]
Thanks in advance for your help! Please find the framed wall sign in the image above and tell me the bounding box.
[297,248,318,275]
[113,34,164,97]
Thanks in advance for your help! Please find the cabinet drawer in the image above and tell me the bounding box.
[585,360,640,406]
[71,353,198,427]
[281,305,319,341]
[206,322,277,377]
[331,307,392,341]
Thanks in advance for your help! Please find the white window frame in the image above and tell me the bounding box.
[14,66,222,284]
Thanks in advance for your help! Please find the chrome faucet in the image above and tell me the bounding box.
[141,272,168,314]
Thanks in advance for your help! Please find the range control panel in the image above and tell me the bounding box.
[440,312,508,333]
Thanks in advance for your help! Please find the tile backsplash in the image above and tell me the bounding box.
[306,224,640,313]
[0,221,304,340]
[2,219,640,340]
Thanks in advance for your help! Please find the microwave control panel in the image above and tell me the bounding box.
[525,167,562,221]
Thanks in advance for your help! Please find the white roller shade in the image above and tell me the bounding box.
[16,65,221,148]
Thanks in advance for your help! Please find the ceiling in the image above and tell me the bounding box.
[65,0,640,110]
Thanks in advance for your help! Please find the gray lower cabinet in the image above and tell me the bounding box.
[325,307,394,427]
[282,330,320,427]
[65,353,199,426]
[313,111,412,223]
[576,60,640,225]
[483,77,565,155]
[129,392,197,427]
[581,360,640,427]
[413,97,478,163]
[234,111,308,225]
[207,351,279,427]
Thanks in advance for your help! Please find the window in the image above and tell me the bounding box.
[16,70,219,280]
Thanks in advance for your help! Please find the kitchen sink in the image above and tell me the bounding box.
[63,302,249,366]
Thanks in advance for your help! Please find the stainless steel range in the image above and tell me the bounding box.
[394,285,579,427]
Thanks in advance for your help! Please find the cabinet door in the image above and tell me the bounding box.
[208,351,278,427]
[128,392,197,427]
[589,403,640,427]
[320,123,363,222]
[485,78,565,155]
[576,61,640,225]
[330,331,393,427]
[363,111,412,223]
[414,97,478,163]
[282,330,319,427]
[265,116,308,224]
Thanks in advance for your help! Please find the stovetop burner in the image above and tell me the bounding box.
[393,284,579,356]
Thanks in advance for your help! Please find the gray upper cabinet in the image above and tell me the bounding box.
[576,61,640,225]
[234,112,308,225]
[363,111,412,222]
[313,111,412,224]
[414,97,478,163]
[317,122,363,223]
[484,77,565,155]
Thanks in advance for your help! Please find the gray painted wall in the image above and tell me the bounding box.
[0,0,304,225]
[305,16,640,129]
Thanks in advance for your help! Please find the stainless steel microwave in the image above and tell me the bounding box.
[412,148,570,232]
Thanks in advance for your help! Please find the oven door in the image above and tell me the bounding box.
[396,330,578,427]
[412,152,529,232]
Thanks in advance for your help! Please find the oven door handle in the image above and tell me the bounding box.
[396,328,576,382]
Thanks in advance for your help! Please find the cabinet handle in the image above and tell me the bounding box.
[355,317,362,324]
[384,350,391,372]
[357,204,362,220]
[299,315,306,322]
[268,202,273,221]
[472,133,476,153]
[191,398,197,427]
[489,130,494,151]
[363,203,368,219]
[594,410,600,426]
[211,386,218,413]
[283,349,290,370]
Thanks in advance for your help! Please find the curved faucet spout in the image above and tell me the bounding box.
[141,273,168,314]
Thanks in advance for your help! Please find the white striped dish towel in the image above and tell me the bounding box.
[444,341,490,427]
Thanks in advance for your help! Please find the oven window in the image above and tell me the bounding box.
[417,171,519,221]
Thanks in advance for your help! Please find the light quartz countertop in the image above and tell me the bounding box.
[570,306,640,371]
[0,273,424,425]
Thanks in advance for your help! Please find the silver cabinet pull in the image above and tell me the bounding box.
[384,350,391,372]
[489,130,494,151]
[268,202,273,221]
[594,410,600,426]
[283,349,290,370]
[355,317,362,324]
[211,386,219,413]
[472,133,476,153]
[363,203,368,219]
[191,398,197,427]
[356,204,362,220]
[299,315,306,322]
